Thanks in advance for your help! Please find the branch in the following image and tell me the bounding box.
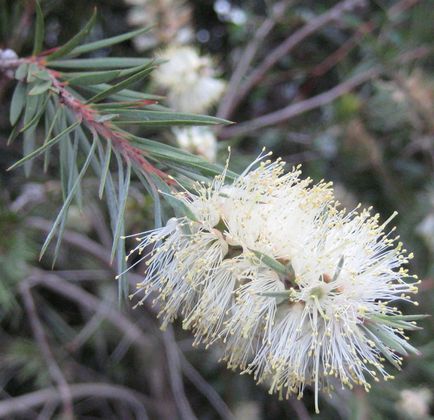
[224,0,366,118]
[19,282,74,420]
[216,0,292,120]
[220,46,431,138]
[162,327,198,420]
[0,55,172,184]
[26,216,111,267]
[180,352,235,420]
[24,272,150,350]
[0,383,149,418]
[220,67,379,139]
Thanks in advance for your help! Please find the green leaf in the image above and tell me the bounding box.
[40,137,97,259]
[47,57,150,70]
[332,255,345,281]
[15,63,28,80]
[32,1,45,55]
[29,80,52,95]
[98,140,112,198]
[95,114,119,123]
[250,250,296,279]
[111,160,131,262]
[19,94,49,133]
[152,174,198,222]
[26,63,39,82]
[66,69,121,86]
[112,109,230,127]
[10,82,26,125]
[361,325,402,370]
[7,124,20,146]
[84,85,161,102]
[85,65,155,103]
[367,313,424,331]
[23,128,36,177]
[364,323,409,356]
[129,136,237,180]
[43,106,61,172]
[259,290,292,298]
[379,314,430,322]
[69,26,151,56]
[47,9,97,61]
[8,120,81,171]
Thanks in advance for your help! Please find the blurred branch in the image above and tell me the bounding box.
[289,398,311,420]
[220,67,378,139]
[19,282,74,420]
[0,383,149,418]
[219,0,366,120]
[179,351,235,420]
[9,0,36,51]
[220,46,431,139]
[217,0,292,120]
[310,0,421,78]
[27,216,111,267]
[24,272,150,350]
[163,327,198,420]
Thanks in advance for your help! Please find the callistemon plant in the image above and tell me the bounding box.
[124,151,423,413]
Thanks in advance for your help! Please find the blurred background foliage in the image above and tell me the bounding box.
[0,0,433,419]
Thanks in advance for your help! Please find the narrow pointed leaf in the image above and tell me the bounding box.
[47,9,97,61]
[29,80,52,95]
[10,82,26,125]
[112,109,231,126]
[85,66,155,103]
[332,255,345,281]
[32,1,45,55]
[362,326,402,370]
[99,140,112,198]
[15,63,28,80]
[111,162,131,262]
[250,250,295,278]
[47,57,150,70]
[19,94,49,133]
[69,26,151,56]
[8,120,81,171]
[66,69,121,86]
[152,174,198,222]
[40,138,97,259]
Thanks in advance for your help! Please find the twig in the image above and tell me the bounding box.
[220,45,431,139]
[217,0,292,120]
[223,0,366,119]
[0,55,172,184]
[309,21,374,78]
[0,383,149,418]
[180,352,235,420]
[162,327,198,420]
[310,0,421,78]
[289,398,311,420]
[9,0,36,51]
[24,272,151,350]
[220,67,379,139]
[27,216,111,267]
[19,283,74,420]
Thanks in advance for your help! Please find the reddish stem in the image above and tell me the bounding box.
[28,56,173,184]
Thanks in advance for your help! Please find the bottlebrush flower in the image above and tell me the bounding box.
[173,126,218,162]
[153,46,225,113]
[124,152,422,413]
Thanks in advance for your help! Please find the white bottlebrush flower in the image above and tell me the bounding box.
[173,126,218,162]
[124,152,421,413]
[153,46,226,113]
[125,0,193,51]
[396,388,432,419]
